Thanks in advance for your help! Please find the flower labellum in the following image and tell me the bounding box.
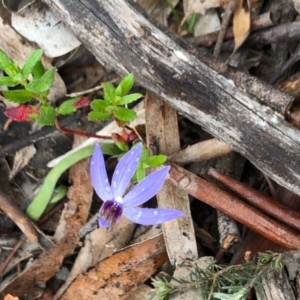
[90,143,184,227]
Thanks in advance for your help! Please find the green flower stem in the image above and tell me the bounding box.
[26,145,94,221]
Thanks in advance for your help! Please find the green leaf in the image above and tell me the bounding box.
[119,93,143,105]
[25,79,49,93]
[90,99,110,111]
[26,145,95,220]
[113,107,136,122]
[135,164,146,182]
[57,98,78,115]
[88,111,110,121]
[140,145,150,161]
[0,76,18,87]
[114,84,122,97]
[12,73,23,82]
[32,60,45,79]
[119,73,134,96]
[100,143,123,156]
[143,155,167,167]
[102,83,115,101]
[112,95,122,105]
[21,49,43,80]
[114,140,129,152]
[40,67,56,87]
[105,105,118,112]
[3,90,33,103]
[0,49,21,77]
[38,105,56,126]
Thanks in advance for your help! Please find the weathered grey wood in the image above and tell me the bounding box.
[43,0,300,196]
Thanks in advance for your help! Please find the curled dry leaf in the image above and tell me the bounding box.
[232,0,251,54]
[9,145,36,179]
[53,217,135,300]
[60,234,168,300]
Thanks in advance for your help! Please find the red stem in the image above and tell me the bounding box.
[55,119,112,140]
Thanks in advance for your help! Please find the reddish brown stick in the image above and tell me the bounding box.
[208,167,300,232]
[55,119,112,140]
[169,164,300,250]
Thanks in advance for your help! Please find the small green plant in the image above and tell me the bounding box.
[0,48,143,127]
[0,49,56,125]
[0,48,168,220]
[88,74,142,125]
[150,252,282,300]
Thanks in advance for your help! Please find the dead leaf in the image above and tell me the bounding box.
[60,234,168,300]
[182,0,222,25]
[53,217,135,300]
[193,9,221,37]
[9,145,36,179]
[4,295,19,300]
[145,92,198,265]
[292,0,300,14]
[10,1,81,57]
[0,136,93,298]
[232,0,251,54]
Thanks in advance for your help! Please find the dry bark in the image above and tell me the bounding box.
[41,0,300,198]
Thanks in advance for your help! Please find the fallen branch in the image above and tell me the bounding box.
[169,164,300,250]
[42,0,300,198]
[208,168,300,232]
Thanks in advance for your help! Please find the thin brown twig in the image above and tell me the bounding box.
[213,0,237,57]
[0,235,26,277]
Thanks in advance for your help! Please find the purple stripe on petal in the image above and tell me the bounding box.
[90,144,113,201]
[122,166,170,206]
[111,143,142,199]
[123,207,184,225]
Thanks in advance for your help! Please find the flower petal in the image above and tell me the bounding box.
[123,166,170,206]
[123,207,184,225]
[98,215,111,227]
[90,143,113,201]
[111,143,142,199]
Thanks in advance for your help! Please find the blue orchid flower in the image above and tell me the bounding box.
[90,143,184,227]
